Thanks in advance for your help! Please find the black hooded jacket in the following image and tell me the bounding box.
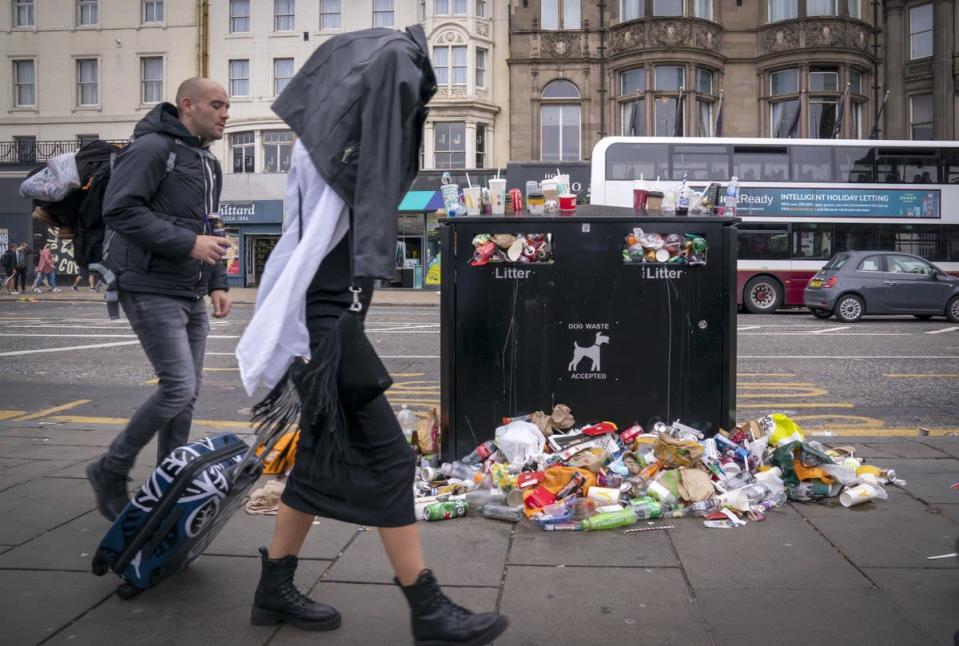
[102,103,228,298]
[271,25,436,281]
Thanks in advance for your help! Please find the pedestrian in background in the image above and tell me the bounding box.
[32,243,61,292]
[237,26,508,646]
[13,243,31,294]
[0,245,15,294]
[72,263,97,291]
[86,77,232,521]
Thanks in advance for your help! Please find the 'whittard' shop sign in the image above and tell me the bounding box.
[219,200,283,224]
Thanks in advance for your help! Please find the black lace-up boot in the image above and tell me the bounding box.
[396,569,508,646]
[251,547,341,631]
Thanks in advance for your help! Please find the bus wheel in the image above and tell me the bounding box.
[744,277,783,314]
[811,308,832,319]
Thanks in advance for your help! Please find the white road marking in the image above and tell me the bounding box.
[0,333,241,339]
[0,340,140,357]
[810,326,850,334]
[740,332,911,337]
[926,327,958,335]
[740,355,959,360]
[379,355,440,359]
[736,326,761,331]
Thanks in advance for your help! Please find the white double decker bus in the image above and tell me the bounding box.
[590,136,959,312]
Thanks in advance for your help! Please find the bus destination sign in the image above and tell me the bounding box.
[737,188,940,219]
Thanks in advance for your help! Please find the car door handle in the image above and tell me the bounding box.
[884,281,897,286]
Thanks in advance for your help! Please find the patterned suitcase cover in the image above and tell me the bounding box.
[92,432,259,598]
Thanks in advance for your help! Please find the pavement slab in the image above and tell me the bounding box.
[671,505,870,590]
[886,458,959,504]
[917,439,959,459]
[866,441,955,459]
[697,588,936,646]
[271,582,498,646]
[501,565,710,646]
[0,476,97,545]
[0,441,103,462]
[0,570,117,646]
[326,517,510,587]
[932,504,959,524]
[864,567,959,646]
[509,516,679,567]
[0,509,112,571]
[793,495,958,569]
[44,555,325,646]
[0,427,120,446]
[205,508,361,561]
[0,457,86,480]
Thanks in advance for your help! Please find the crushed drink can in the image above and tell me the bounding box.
[470,241,496,266]
[424,500,469,521]
[207,213,225,237]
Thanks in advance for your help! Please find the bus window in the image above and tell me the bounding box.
[790,146,832,182]
[876,147,939,184]
[732,146,787,181]
[738,225,789,260]
[941,147,959,184]
[670,144,729,181]
[875,224,939,261]
[835,146,873,183]
[606,142,668,181]
[792,223,833,260]
[834,223,875,253]
[943,225,959,261]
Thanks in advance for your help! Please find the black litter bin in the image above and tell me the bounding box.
[439,205,739,459]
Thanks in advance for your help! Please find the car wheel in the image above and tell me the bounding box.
[947,296,959,323]
[835,294,864,323]
[913,314,933,321]
[744,277,783,314]
[811,308,832,319]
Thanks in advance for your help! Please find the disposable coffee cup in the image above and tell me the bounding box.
[506,488,526,507]
[646,190,664,211]
[463,186,482,216]
[586,487,620,505]
[441,183,460,213]
[489,178,507,215]
[633,187,649,213]
[541,180,559,202]
[840,483,880,507]
[558,193,576,213]
[646,481,674,503]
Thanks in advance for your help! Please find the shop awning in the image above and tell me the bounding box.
[398,190,444,212]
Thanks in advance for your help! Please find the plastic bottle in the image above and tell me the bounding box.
[723,176,739,217]
[423,500,469,521]
[465,488,505,510]
[396,405,417,444]
[684,499,722,517]
[481,503,524,522]
[629,500,663,520]
[441,461,477,482]
[676,175,690,216]
[581,508,638,530]
[461,440,496,466]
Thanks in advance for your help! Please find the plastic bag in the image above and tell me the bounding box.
[494,421,545,467]
[19,153,80,201]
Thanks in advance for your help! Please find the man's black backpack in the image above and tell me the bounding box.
[30,140,129,268]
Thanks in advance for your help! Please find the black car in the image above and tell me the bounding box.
[803,251,959,323]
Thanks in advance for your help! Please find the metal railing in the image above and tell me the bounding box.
[0,139,128,164]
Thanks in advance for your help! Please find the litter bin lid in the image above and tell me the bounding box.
[439,205,739,224]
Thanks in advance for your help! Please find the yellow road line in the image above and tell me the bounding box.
[48,414,254,429]
[808,428,959,437]
[882,374,959,378]
[737,402,855,409]
[13,399,90,421]
[737,373,796,377]
[0,410,27,420]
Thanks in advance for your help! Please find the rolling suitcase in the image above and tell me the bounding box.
[92,426,284,599]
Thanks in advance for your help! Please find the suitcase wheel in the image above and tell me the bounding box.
[116,583,142,600]
[91,548,115,576]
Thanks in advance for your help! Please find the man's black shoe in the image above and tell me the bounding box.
[86,459,129,521]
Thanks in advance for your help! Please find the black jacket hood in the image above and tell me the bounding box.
[133,102,203,147]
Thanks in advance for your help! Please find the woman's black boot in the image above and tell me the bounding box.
[251,547,341,631]
[396,569,508,646]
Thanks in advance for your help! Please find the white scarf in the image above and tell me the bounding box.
[236,140,349,396]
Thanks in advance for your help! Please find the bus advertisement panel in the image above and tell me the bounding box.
[738,188,940,219]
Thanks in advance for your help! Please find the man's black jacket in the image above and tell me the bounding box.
[272,25,436,281]
[102,103,228,298]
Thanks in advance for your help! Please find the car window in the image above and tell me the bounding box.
[824,253,849,270]
[857,256,883,272]
[886,254,933,275]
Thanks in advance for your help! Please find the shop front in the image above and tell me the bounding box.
[219,200,284,288]
[395,190,444,290]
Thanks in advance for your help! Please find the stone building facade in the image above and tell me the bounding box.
[508,0,958,162]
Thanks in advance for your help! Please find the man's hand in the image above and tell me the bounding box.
[210,289,231,319]
[191,235,231,265]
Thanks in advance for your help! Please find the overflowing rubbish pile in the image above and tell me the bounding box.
[409,407,903,531]
[623,229,708,266]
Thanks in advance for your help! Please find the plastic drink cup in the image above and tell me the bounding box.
[647,480,676,504]
[646,190,664,211]
[441,183,460,213]
[489,178,507,215]
[463,186,482,215]
[840,483,881,507]
[506,488,526,507]
[632,181,649,213]
[541,180,558,201]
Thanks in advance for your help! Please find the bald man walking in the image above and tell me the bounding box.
[87,78,233,520]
